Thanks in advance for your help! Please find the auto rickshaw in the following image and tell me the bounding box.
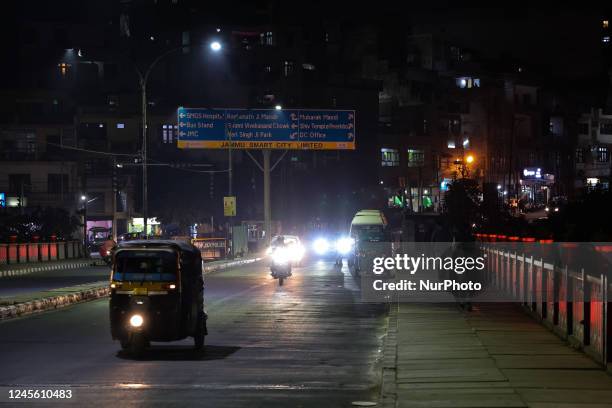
[109,240,207,355]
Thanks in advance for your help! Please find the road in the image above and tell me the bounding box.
[0,264,110,298]
[0,259,387,407]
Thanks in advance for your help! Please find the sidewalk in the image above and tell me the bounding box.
[0,255,261,321]
[382,302,612,408]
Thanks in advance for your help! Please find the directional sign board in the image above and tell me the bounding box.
[177,108,355,150]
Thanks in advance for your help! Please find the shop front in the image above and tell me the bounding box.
[520,167,555,205]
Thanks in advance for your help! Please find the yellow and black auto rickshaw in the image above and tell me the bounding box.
[109,240,206,355]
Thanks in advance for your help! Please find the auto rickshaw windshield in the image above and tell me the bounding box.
[113,250,178,282]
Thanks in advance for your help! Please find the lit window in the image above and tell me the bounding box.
[586,178,600,190]
[603,36,610,43]
[462,138,469,148]
[447,141,456,149]
[604,20,609,29]
[58,62,71,76]
[162,124,178,144]
[302,63,316,71]
[407,149,425,167]
[597,146,609,162]
[260,31,274,46]
[116,123,124,129]
[381,148,399,166]
[283,61,294,77]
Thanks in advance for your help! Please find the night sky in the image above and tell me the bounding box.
[7,2,607,82]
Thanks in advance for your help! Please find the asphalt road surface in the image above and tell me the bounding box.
[0,260,387,407]
[0,265,110,298]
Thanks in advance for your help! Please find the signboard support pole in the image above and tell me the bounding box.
[112,156,118,242]
[263,149,271,246]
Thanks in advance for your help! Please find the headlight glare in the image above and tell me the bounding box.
[129,314,144,328]
[313,238,330,255]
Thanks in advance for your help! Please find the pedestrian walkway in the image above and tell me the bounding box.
[383,302,612,408]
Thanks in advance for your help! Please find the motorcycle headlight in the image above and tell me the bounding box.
[336,237,354,255]
[312,238,330,255]
[129,314,144,328]
[272,248,291,264]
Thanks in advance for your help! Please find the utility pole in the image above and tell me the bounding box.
[263,149,271,245]
[112,156,118,242]
[140,77,148,239]
[19,181,24,215]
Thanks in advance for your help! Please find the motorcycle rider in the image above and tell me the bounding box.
[99,234,116,265]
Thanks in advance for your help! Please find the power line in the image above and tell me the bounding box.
[45,142,229,173]
[45,142,138,157]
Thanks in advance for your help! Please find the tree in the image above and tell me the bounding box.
[443,178,481,241]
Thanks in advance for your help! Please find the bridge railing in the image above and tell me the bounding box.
[481,244,610,367]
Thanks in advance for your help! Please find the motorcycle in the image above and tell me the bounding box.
[269,247,292,286]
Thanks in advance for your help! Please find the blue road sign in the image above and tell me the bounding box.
[177,108,355,150]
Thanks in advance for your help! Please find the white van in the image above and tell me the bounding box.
[348,210,388,274]
[349,210,387,242]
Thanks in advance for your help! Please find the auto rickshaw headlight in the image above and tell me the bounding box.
[129,314,144,328]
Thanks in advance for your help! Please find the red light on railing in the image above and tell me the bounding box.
[508,236,520,241]
[521,237,536,242]
[539,239,554,244]
[594,245,612,253]
[497,235,507,240]
[560,243,578,248]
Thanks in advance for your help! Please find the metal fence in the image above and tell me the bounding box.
[482,245,610,367]
[0,241,83,265]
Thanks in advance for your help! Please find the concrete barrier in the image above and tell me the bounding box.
[0,260,91,278]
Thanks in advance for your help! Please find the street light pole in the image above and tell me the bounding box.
[135,41,222,240]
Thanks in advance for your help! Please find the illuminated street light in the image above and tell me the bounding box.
[80,195,87,201]
[210,41,222,52]
[137,41,222,239]
[465,154,474,164]
[275,105,282,110]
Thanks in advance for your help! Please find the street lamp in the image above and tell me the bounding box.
[80,195,88,255]
[210,41,222,52]
[136,40,222,239]
[465,154,475,164]
[275,104,282,110]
